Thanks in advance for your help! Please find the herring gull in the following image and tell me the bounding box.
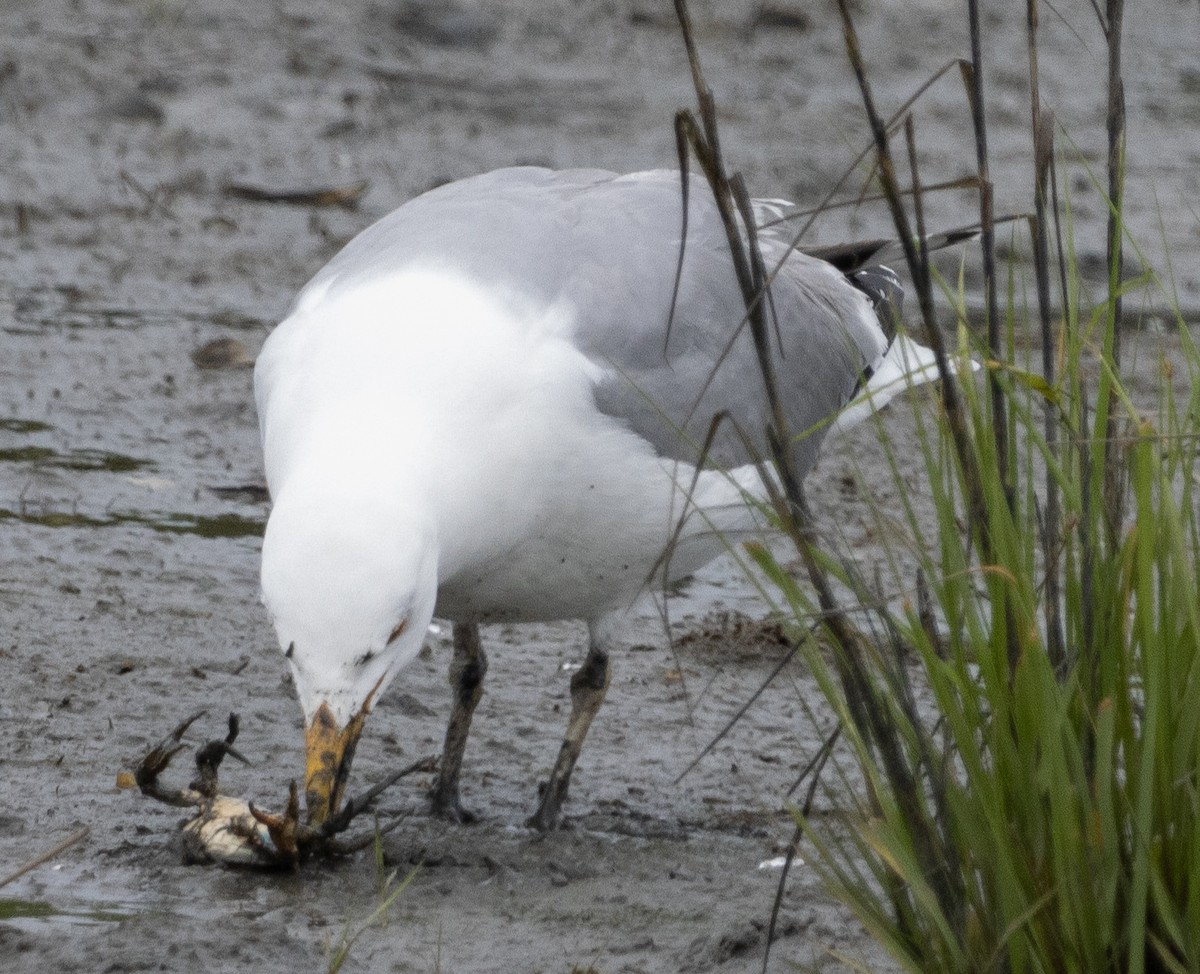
[254,166,939,830]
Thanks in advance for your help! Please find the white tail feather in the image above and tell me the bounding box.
[830,335,974,433]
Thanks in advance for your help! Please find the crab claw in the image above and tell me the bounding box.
[125,713,435,867]
[190,713,250,798]
[249,781,305,864]
[116,709,208,802]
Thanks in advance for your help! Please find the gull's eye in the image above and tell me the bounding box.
[386,619,408,645]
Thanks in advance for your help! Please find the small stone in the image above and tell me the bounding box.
[104,92,165,124]
[191,337,253,370]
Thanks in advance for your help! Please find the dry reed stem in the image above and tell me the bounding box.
[1027,0,1066,669]
[1102,0,1128,545]
[0,826,90,890]
[965,0,1013,518]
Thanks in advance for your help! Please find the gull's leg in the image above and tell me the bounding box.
[526,618,615,831]
[430,621,487,822]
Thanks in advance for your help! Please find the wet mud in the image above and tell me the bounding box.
[3,1,1198,971]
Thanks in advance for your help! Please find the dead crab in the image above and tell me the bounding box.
[116,711,434,867]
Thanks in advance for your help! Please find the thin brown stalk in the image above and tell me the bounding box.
[1077,379,1097,692]
[833,0,992,580]
[763,726,840,974]
[830,0,967,935]
[965,0,1012,516]
[759,175,981,228]
[903,115,931,295]
[671,6,792,471]
[673,637,804,785]
[1047,121,1079,674]
[1102,0,1127,539]
[674,2,845,631]
[916,566,944,660]
[0,826,90,889]
[1027,0,1066,671]
[1105,0,1126,326]
[676,0,939,886]
[1047,137,1072,372]
[835,0,984,525]
[677,0,972,954]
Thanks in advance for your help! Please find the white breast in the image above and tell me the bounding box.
[257,266,769,626]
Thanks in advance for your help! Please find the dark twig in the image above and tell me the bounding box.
[1078,379,1097,689]
[1048,138,1072,347]
[665,117,694,353]
[673,636,807,784]
[0,827,90,889]
[903,115,931,311]
[759,175,981,229]
[119,169,178,221]
[785,722,842,802]
[915,566,943,658]
[763,725,841,974]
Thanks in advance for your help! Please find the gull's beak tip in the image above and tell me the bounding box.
[303,701,369,827]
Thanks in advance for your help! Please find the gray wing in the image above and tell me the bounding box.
[308,167,887,475]
[577,173,889,474]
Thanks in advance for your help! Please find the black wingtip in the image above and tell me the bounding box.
[850,265,903,344]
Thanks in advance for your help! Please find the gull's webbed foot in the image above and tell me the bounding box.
[430,777,479,824]
[526,774,570,832]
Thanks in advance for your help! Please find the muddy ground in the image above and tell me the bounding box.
[2,1,1199,972]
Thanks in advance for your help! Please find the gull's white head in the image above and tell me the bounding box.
[260,488,438,825]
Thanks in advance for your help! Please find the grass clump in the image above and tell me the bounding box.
[787,311,1200,974]
[776,1,1200,970]
[788,0,1200,969]
[670,0,1199,971]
